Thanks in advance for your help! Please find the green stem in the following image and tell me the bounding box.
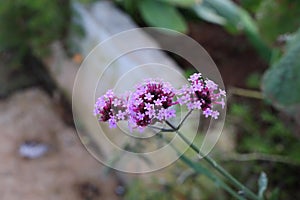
[158,132,246,200]
[180,153,247,200]
[165,120,259,200]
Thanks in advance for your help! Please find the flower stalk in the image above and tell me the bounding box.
[165,120,260,200]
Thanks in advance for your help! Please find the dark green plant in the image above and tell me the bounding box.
[246,72,262,89]
[0,0,71,62]
[228,100,300,199]
[239,0,263,14]
[194,0,271,60]
[262,27,300,123]
[115,0,271,60]
[138,0,188,33]
[115,0,190,33]
[256,0,300,46]
[230,101,300,162]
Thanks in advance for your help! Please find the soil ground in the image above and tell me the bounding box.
[0,88,122,200]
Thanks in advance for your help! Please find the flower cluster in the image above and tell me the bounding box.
[177,73,226,119]
[127,79,177,129]
[94,73,226,130]
[93,90,128,128]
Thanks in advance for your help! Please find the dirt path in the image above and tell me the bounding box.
[0,88,121,200]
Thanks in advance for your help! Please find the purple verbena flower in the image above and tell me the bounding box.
[94,73,226,130]
[128,79,177,129]
[94,90,128,128]
[176,73,226,119]
[154,99,163,106]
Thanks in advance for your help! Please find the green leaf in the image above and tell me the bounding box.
[286,28,300,51]
[203,0,240,28]
[258,172,268,199]
[138,0,188,32]
[157,0,199,8]
[262,28,300,115]
[240,0,263,14]
[123,0,138,16]
[193,4,227,25]
[201,0,271,60]
[256,0,300,45]
[269,188,280,200]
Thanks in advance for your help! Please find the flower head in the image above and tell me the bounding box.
[177,73,226,119]
[127,79,177,129]
[94,90,128,128]
[94,74,226,130]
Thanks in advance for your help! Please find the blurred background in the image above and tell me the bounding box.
[0,0,300,199]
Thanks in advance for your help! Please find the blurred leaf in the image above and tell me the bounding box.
[0,0,70,59]
[286,29,300,51]
[202,0,258,34]
[123,0,138,16]
[240,0,263,14]
[203,0,240,29]
[76,0,97,4]
[157,0,199,8]
[138,0,188,32]
[258,172,268,199]
[289,145,300,163]
[269,48,282,66]
[256,0,300,45]
[200,0,271,60]
[269,188,280,200]
[262,28,300,115]
[193,4,226,25]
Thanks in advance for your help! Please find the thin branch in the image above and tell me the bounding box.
[148,125,174,132]
[229,87,263,99]
[176,109,193,130]
[220,152,299,166]
[149,110,193,132]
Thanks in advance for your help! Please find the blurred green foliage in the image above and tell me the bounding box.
[157,0,197,8]
[256,0,300,46]
[239,0,263,14]
[124,179,172,200]
[0,0,71,62]
[228,101,300,199]
[115,0,190,32]
[116,0,271,60]
[246,72,261,89]
[115,0,300,198]
[230,102,300,163]
[124,98,300,199]
[252,0,300,121]
[138,0,188,33]
[196,0,271,60]
[262,27,300,118]
[115,0,300,119]
[125,171,226,200]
